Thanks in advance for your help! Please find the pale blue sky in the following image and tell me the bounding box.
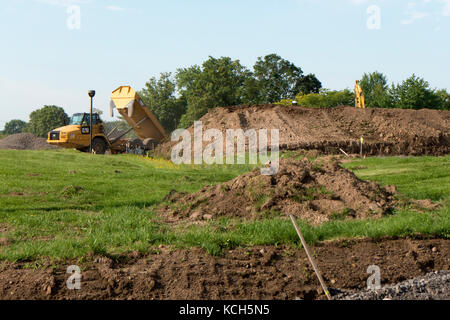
[1,0,449,129]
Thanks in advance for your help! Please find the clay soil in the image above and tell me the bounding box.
[0,133,58,150]
[0,238,448,300]
[154,105,450,157]
[160,158,396,225]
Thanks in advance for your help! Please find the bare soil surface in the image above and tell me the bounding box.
[0,133,58,150]
[154,105,450,157]
[159,158,396,225]
[0,238,448,300]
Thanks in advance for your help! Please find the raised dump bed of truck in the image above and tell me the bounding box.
[46,86,168,154]
[110,86,168,149]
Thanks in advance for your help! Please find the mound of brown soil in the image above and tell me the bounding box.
[160,158,395,225]
[0,133,58,150]
[154,105,450,158]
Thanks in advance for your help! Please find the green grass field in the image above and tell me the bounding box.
[0,150,448,261]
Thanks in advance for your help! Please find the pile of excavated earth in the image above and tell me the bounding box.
[0,133,58,150]
[154,105,450,158]
[160,158,396,225]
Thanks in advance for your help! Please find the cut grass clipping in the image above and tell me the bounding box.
[0,150,448,260]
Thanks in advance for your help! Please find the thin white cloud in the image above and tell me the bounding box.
[34,0,89,7]
[438,0,450,16]
[401,1,430,24]
[106,5,126,12]
[402,11,429,24]
[349,0,387,6]
[350,0,369,5]
[407,2,417,9]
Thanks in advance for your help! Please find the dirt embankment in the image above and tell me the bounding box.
[0,133,58,150]
[154,105,450,158]
[0,238,447,300]
[160,158,396,224]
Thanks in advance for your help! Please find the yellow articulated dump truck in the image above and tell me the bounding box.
[47,86,168,154]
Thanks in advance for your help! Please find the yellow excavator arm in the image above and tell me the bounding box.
[355,80,366,109]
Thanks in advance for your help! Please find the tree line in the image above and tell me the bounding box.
[139,58,449,133]
[278,72,449,110]
[139,54,322,132]
[2,54,449,137]
[3,106,69,137]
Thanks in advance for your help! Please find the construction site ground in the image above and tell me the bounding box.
[0,105,449,300]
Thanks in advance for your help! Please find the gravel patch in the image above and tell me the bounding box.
[334,271,450,300]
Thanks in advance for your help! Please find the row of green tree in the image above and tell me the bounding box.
[3,106,69,137]
[278,72,449,110]
[360,72,449,110]
[139,54,322,132]
[2,56,449,137]
[139,57,449,133]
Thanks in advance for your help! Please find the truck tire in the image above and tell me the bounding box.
[129,138,144,149]
[126,138,144,155]
[92,137,107,154]
[143,138,157,150]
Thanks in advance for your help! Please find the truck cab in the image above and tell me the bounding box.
[47,86,168,155]
[47,113,108,153]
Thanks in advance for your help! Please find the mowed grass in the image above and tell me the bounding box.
[0,149,255,260]
[342,156,450,201]
[0,150,448,261]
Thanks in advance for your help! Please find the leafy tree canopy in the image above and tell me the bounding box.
[140,72,187,133]
[176,56,251,127]
[25,105,69,138]
[277,89,354,108]
[249,54,321,103]
[360,71,392,108]
[436,89,450,110]
[390,74,442,110]
[4,119,27,135]
[296,73,322,95]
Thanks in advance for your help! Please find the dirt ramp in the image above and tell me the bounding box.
[0,133,58,150]
[154,105,450,158]
[160,159,396,224]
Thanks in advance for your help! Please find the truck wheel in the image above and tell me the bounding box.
[129,138,144,149]
[92,138,107,154]
[143,138,157,150]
